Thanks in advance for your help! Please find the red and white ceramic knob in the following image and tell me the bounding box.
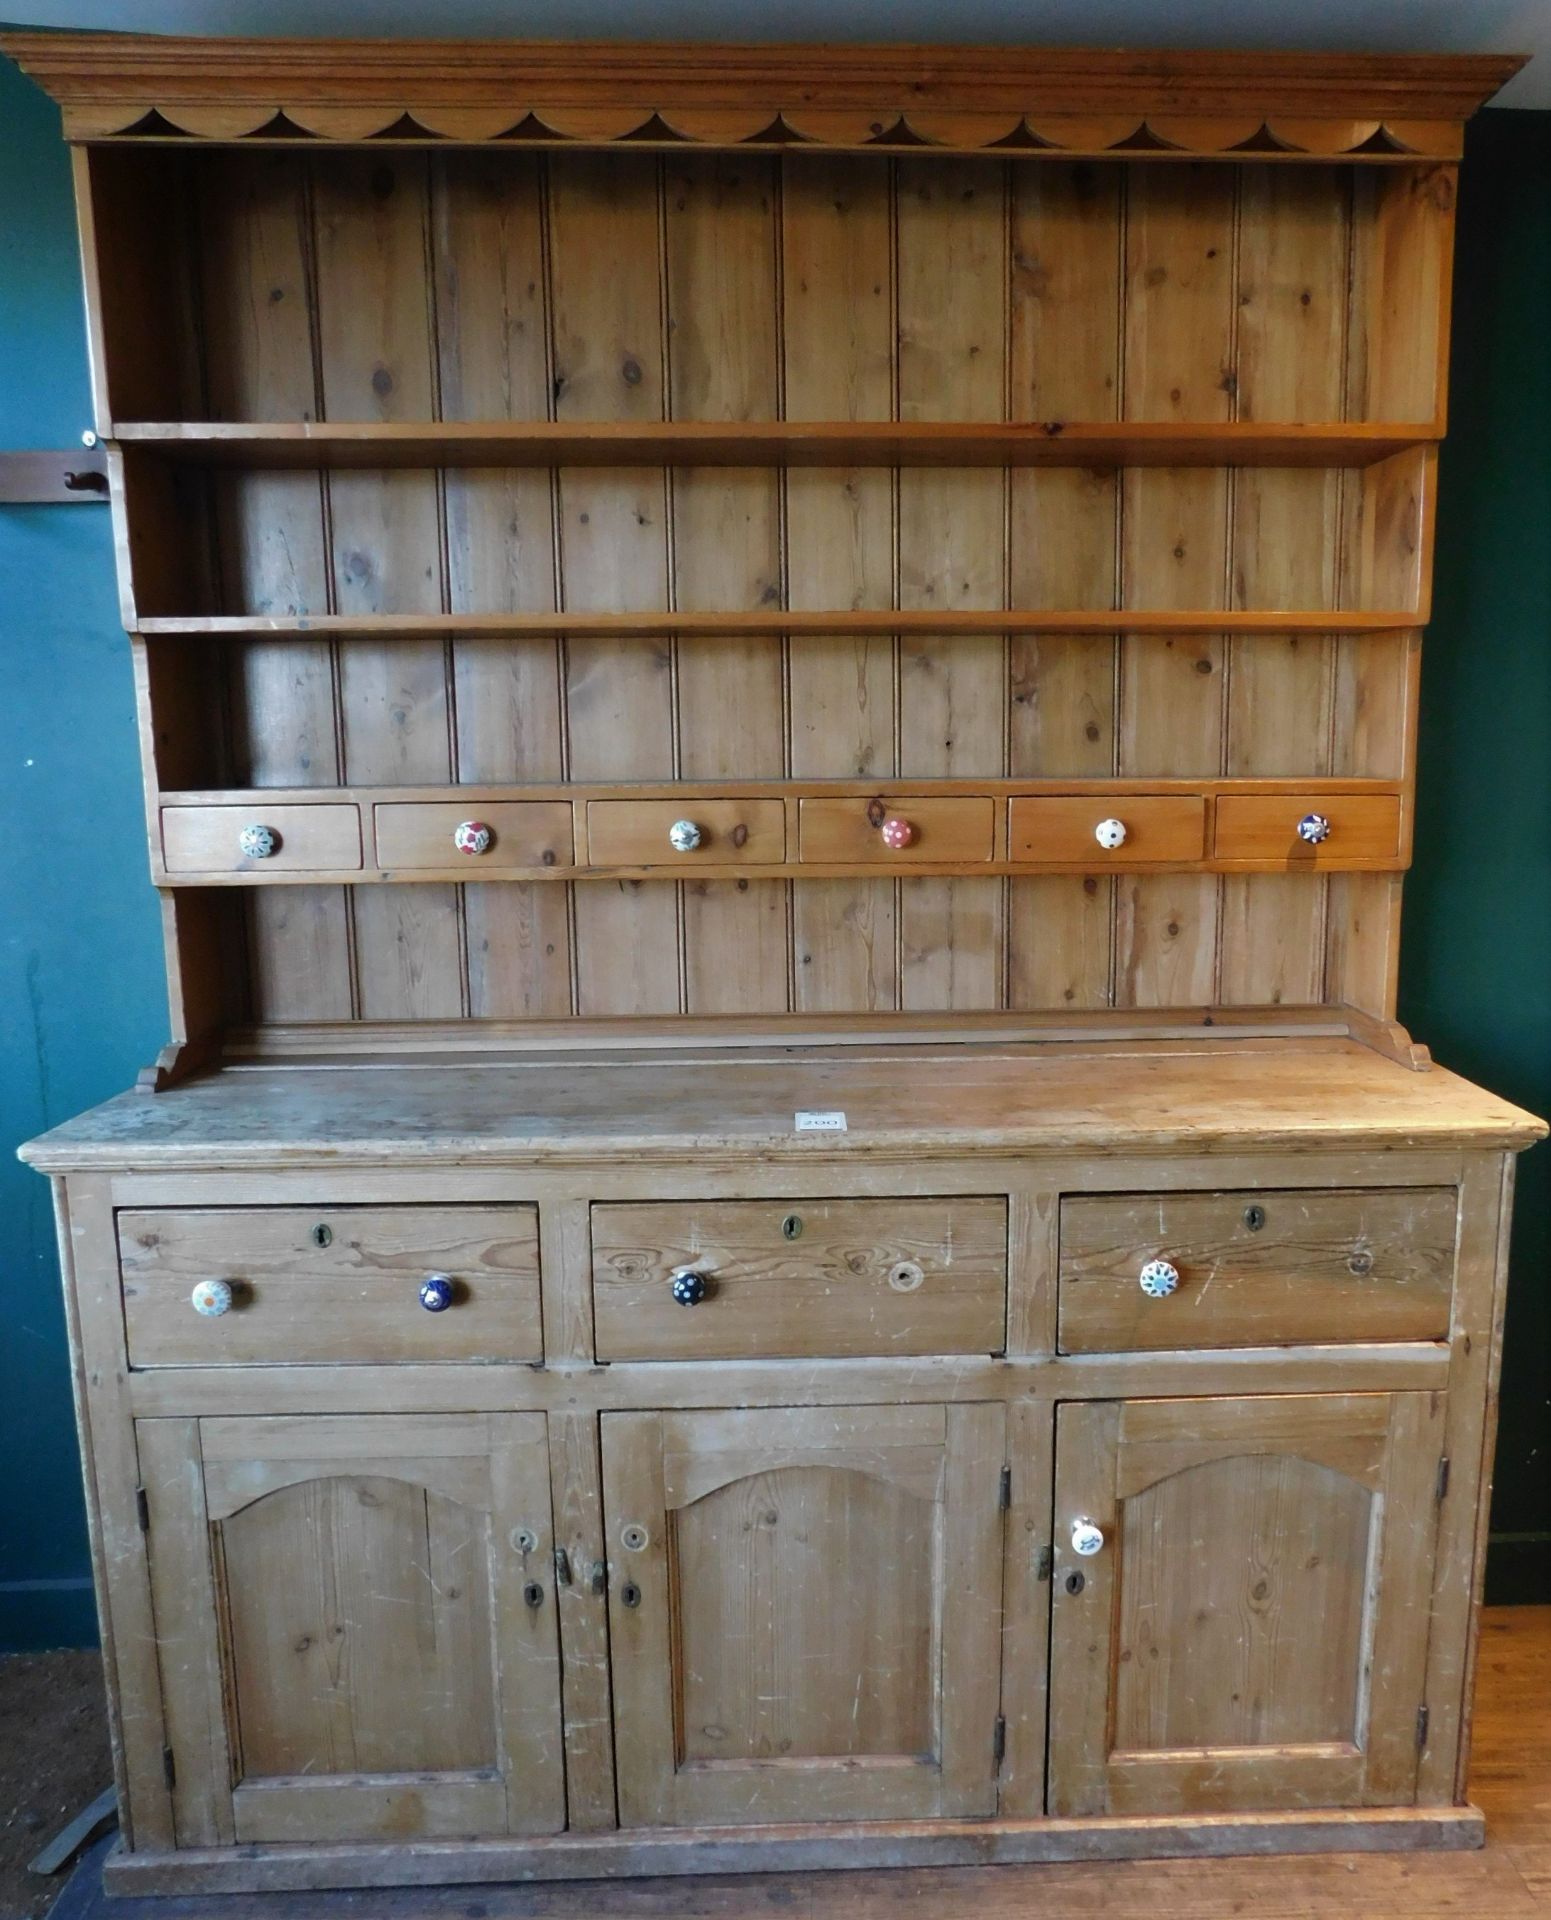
[454,820,493,856]
[880,816,915,850]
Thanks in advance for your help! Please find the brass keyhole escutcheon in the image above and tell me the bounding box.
[1243,1205,1266,1233]
[311,1223,333,1248]
[781,1213,803,1241]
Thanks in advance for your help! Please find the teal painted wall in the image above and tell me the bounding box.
[0,58,1545,1647]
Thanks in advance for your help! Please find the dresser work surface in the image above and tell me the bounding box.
[6,24,1543,1897]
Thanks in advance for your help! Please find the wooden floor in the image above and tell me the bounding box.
[45,1606,1551,1920]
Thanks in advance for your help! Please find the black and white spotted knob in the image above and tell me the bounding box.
[1297,812,1331,845]
[670,1267,707,1307]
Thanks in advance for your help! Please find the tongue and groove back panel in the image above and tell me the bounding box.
[83,144,1444,1031]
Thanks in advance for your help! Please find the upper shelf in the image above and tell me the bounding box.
[113,420,1437,471]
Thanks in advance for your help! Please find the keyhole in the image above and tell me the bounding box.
[1243,1205,1266,1233]
[1065,1571,1086,1596]
[311,1223,333,1248]
[781,1214,803,1241]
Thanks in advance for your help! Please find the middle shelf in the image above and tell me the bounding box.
[154,779,1409,886]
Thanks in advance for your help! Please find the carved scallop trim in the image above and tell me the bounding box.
[63,102,1465,159]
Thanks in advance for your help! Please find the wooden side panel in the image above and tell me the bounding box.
[1116,165,1235,1007]
[896,155,1005,1010]
[430,150,571,1019]
[1007,160,1121,1010]
[783,153,898,1011]
[313,152,461,1020]
[666,153,789,1013]
[548,151,678,1013]
[1349,165,1456,426]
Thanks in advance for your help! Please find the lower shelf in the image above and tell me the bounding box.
[103,1806,1486,1894]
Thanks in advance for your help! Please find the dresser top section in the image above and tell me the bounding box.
[20,1041,1544,1171]
[0,33,1523,153]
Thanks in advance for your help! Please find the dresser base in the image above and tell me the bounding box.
[102,1806,1486,1896]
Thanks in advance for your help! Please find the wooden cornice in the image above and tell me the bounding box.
[0,33,1527,158]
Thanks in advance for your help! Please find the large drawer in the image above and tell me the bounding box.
[1058,1186,1457,1352]
[591,1197,1007,1360]
[118,1206,542,1366]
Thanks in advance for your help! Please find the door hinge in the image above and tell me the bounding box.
[998,1466,1012,1510]
[135,1486,150,1533]
[1035,1543,1054,1582]
[992,1714,1006,1769]
[162,1745,176,1789]
[1436,1455,1451,1502]
[1416,1704,1430,1752]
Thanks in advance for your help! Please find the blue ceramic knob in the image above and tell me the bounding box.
[420,1273,455,1312]
[1297,812,1331,845]
[670,1268,707,1307]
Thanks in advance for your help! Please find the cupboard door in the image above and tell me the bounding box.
[139,1413,564,1846]
[1049,1393,1444,1816]
[602,1404,1005,1827]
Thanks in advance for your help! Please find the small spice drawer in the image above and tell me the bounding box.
[592,1197,1008,1360]
[375,801,574,870]
[587,799,786,866]
[118,1206,542,1366]
[1214,792,1404,863]
[160,803,362,874]
[799,797,994,864]
[1009,795,1205,864]
[1058,1186,1457,1353]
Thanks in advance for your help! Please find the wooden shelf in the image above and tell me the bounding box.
[112,419,1436,470]
[135,610,1423,640]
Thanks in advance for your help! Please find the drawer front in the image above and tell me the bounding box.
[119,1206,542,1366]
[587,799,785,866]
[1008,795,1205,864]
[799,797,994,864]
[592,1197,1007,1359]
[1058,1186,1456,1352]
[375,801,574,871]
[1214,792,1403,863]
[161,804,362,874]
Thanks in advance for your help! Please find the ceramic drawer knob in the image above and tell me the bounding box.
[670,1267,708,1306]
[238,823,277,861]
[419,1273,455,1313]
[190,1278,233,1318]
[1138,1257,1181,1299]
[1094,817,1127,851]
[1297,811,1331,845]
[668,819,703,853]
[880,817,915,850]
[454,819,493,856]
[1071,1517,1106,1558]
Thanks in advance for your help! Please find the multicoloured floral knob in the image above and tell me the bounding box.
[1297,812,1331,845]
[1138,1257,1181,1299]
[454,820,493,856]
[1071,1517,1106,1557]
[238,823,277,861]
[670,1267,707,1306]
[1094,817,1127,851]
[191,1279,233,1318]
[668,819,703,853]
[880,817,915,850]
[419,1273,455,1312]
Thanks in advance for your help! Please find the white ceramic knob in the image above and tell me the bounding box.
[1071,1517,1105,1557]
[454,819,492,856]
[1094,817,1127,851]
[1297,812,1331,845]
[239,823,277,861]
[1139,1257,1180,1299]
[668,819,703,853]
[191,1279,233,1318]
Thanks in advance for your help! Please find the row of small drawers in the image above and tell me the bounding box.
[159,791,1404,874]
[117,1187,1457,1367]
